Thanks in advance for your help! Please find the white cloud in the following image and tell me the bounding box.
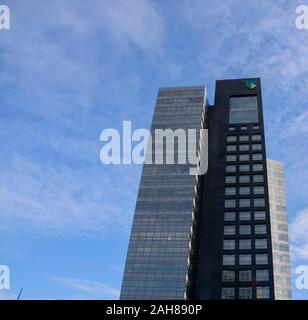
[287,111,308,136]
[101,0,164,52]
[0,154,136,237]
[0,0,145,238]
[49,276,120,299]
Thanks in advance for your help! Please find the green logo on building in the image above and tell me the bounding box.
[245,80,257,90]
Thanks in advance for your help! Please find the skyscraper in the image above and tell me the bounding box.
[267,159,292,299]
[120,78,291,300]
[120,86,207,300]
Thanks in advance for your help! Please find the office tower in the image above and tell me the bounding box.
[267,159,292,299]
[120,78,291,300]
[120,86,207,299]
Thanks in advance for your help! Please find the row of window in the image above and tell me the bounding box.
[228,124,260,131]
[224,224,267,235]
[226,163,263,173]
[223,253,269,266]
[223,239,267,250]
[225,174,264,184]
[227,134,261,143]
[224,211,266,221]
[227,144,262,152]
[222,269,269,282]
[225,186,264,196]
[225,198,266,208]
[222,286,270,299]
[227,153,262,162]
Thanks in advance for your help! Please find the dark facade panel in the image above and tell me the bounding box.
[195,78,275,300]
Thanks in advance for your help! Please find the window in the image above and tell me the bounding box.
[222,271,235,282]
[241,125,248,130]
[223,255,235,266]
[239,239,251,250]
[239,187,250,195]
[256,286,270,299]
[254,211,266,220]
[255,224,267,234]
[226,155,236,162]
[239,212,251,221]
[253,186,264,194]
[224,226,236,235]
[225,187,236,196]
[239,175,250,183]
[239,199,251,208]
[252,144,262,151]
[229,96,259,124]
[239,225,251,235]
[239,144,249,151]
[226,165,236,173]
[253,164,263,172]
[254,198,265,207]
[225,199,236,208]
[256,270,269,281]
[239,135,249,142]
[239,164,250,172]
[226,176,236,184]
[256,254,268,265]
[239,154,250,161]
[227,136,237,142]
[239,270,252,282]
[252,134,261,141]
[253,175,264,183]
[224,212,236,221]
[255,239,267,249]
[252,153,263,161]
[239,287,252,299]
[253,125,260,130]
[229,127,236,131]
[224,240,236,250]
[221,287,235,299]
[227,145,236,152]
[239,254,252,265]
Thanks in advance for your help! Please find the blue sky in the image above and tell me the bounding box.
[0,0,308,299]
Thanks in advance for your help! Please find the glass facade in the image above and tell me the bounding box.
[229,96,259,124]
[120,86,207,300]
[267,159,292,299]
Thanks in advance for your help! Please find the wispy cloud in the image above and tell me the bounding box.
[101,0,164,52]
[49,276,120,299]
[0,0,148,237]
[0,154,137,237]
[287,111,308,136]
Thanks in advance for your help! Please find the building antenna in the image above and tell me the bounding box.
[17,288,23,300]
